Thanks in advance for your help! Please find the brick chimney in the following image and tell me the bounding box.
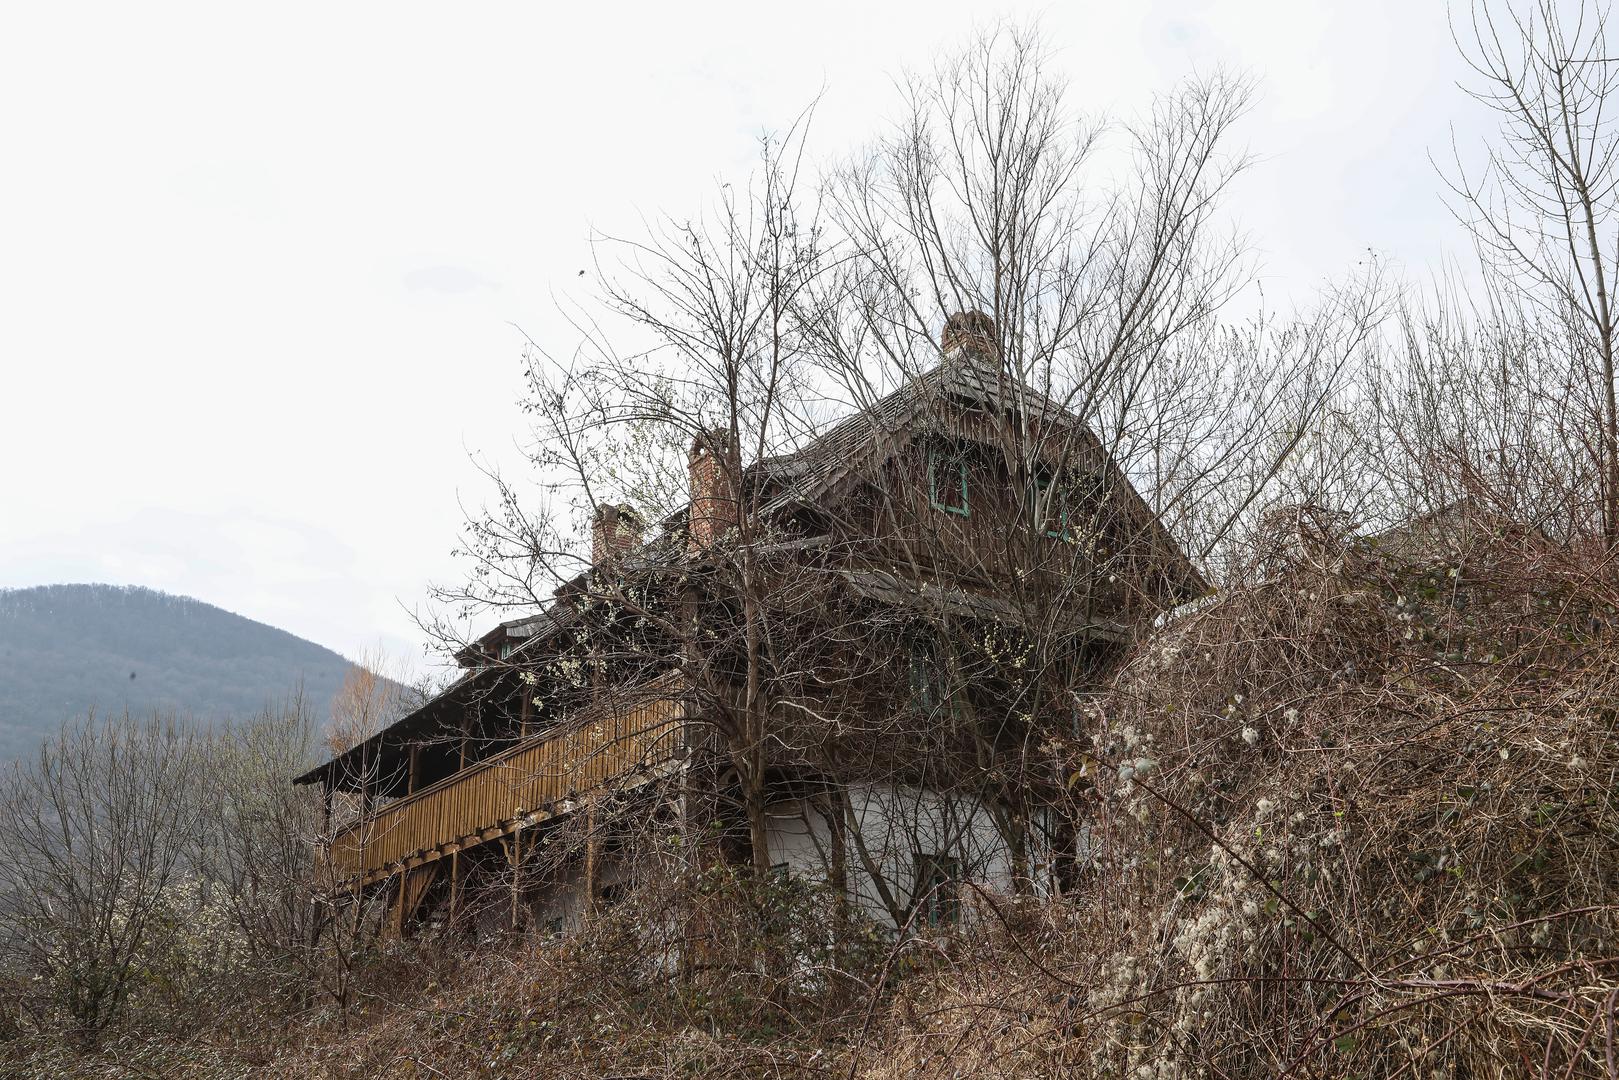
[941,310,998,357]
[591,503,643,565]
[687,428,738,551]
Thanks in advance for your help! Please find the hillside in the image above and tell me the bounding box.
[0,583,381,762]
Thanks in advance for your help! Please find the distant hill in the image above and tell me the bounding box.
[0,583,388,763]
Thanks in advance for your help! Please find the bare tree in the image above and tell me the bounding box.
[426,110,830,881]
[786,25,1383,910]
[324,647,417,757]
[0,713,208,1039]
[1446,0,1619,544]
[186,694,330,1010]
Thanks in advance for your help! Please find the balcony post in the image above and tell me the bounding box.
[394,872,406,937]
[584,794,599,912]
[450,850,461,923]
[507,830,524,928]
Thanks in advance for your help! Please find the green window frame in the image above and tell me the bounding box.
[928,445,970,516]
[1030,473,1073,541]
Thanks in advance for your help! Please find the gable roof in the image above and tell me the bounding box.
[751,346,1046,518]
[751,342,1207,599]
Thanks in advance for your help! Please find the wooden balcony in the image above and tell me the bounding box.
[329,677,686,887]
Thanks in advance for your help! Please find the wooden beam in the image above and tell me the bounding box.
[394,872,406,937]
[449,849,461,924]
[507,830,524,928]
[583,795,599,912]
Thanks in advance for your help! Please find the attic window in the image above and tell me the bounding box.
[1033,470,1105,543]
[928,445,970,516]
[1030,473,1073,541]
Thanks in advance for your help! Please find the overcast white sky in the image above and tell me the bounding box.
[0,0,1492,676]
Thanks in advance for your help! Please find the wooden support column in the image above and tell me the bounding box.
[407,744,421,795]
[583,795,599,912]
[506,830,524,928]
[825,789,851,946]
[394,872,407,937]
[449,735,467,925]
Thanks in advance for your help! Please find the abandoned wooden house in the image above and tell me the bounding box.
[293,312,1206,934]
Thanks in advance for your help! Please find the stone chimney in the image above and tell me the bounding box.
[591,503,643,565]
[940,310,998,357]
[687,428,738,551]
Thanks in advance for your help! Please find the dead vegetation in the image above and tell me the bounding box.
[861,518,1619,1078]
[5,522,1613,1078]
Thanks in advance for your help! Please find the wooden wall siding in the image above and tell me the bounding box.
[330,675,685,885]
[848,436,1144,618]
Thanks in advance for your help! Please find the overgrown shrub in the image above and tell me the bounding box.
[864,527,1619,1078]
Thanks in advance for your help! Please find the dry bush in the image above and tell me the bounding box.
[854,517,1619,1078]
[216,864,885,1079]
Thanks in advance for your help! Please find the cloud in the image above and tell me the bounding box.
[401,264,500,296]
[0,507,421,672]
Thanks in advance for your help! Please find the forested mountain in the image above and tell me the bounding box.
[0,583,377,762]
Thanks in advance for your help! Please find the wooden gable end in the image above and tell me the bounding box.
[796,388,1202,623]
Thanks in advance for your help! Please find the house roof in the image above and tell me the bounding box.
[750,346,1052,517]
[751,345,1208,602]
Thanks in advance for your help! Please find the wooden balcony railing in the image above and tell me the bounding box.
[329,677,685,885]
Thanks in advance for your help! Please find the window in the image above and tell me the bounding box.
[908,637,958,716]
[1029,473,1069,540]
[1030,469,1104,543]
[928,445,970,516]
[909,638,936,713]
[913,854,961,927]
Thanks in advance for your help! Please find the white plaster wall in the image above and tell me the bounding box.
[515,785,1052,935]
[523,849,640,933]
[764,783,1051,929]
